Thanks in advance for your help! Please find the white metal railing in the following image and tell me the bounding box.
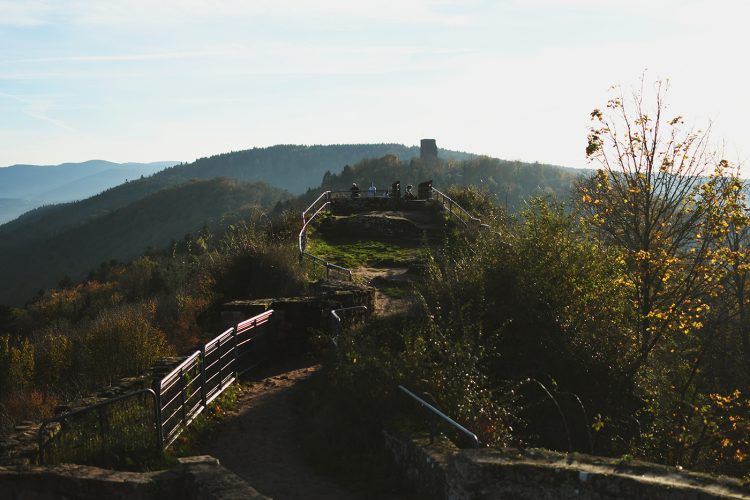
[430,187,490,229]
[298,191,353,280]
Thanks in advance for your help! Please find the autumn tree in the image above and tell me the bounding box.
[579,79,729,371]
[702,164,750,375]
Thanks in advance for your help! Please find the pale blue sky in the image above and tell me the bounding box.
[1,0,748,171]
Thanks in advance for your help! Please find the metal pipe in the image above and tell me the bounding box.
[398,385,481,449]
[37,388,159,464]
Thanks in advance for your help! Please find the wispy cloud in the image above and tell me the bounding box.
[29,0,476,27]
[0,92,75,132]
[12,49,239,64]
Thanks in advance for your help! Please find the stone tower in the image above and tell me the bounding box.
[420,139,438,161]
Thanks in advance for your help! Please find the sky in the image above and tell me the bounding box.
[1,0,749,171]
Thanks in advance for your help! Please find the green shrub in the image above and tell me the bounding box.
[77,303,172,386]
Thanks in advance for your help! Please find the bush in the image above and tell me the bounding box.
[77,303,172,386]
[212,219,307,300]
[317,195,637,455]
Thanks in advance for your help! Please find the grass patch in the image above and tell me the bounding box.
[380,286,412,299]
[308,239,426,268]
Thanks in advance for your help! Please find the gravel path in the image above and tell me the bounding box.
[196,362,359,500]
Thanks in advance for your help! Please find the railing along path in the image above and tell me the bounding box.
[38,309,276,463]
[298,190,354,280]
[430,186,490,229]
[298,185,488,283]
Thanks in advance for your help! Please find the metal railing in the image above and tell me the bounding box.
[37,309,278,465]
[299,190,354,280]
[37,389,159,465]
[156,309,276,448]
[398,385,482,449]
[430,187,490,229]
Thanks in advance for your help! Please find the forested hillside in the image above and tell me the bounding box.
[0,143,470,250]
[0,179,288,305]
[318,154,581,208]
[155,143,475,194]
[0,213,306,433]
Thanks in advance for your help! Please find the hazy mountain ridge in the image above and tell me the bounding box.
[0,144,472,246]
[0,160,177,224]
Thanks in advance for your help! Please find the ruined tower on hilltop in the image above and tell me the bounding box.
[420,138,438,161]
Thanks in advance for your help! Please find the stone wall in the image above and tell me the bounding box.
[0,455,269,500]
[222,281,375,336]
[385,432,750,500]
[330,197,438,216]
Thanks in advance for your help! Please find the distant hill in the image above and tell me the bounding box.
[153,144,474,194]
[0,198,39,224]
[0,178,288,305]
[0,144,475,250]
[0,160,177,224]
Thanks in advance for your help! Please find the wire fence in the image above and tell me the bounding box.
[38,389,159,467]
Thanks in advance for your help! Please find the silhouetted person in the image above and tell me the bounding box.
[350,182,360,198]
[391,181,401,199]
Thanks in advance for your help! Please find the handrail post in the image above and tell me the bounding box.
[218,335,224,391]
[152,379,163,449]
[199,346,207,408]
[232,326,238,376]
[179,367,187,428]
[150,389,162,449]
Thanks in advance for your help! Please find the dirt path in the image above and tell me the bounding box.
[196,361,359,500]
[354,266,420,317]
[194,267,422,499]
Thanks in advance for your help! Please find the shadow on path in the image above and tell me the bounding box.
[196,359,360,500]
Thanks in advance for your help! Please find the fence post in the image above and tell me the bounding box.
[232,326,239,376]
[179,367,187,429]
[218,336,224,391]
[152,378,164,449]
[199,346,207,408]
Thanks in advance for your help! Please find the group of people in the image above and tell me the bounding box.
[349,182,415,200]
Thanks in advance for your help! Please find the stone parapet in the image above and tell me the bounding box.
[385,432,750,500]
[0,455,269,500]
